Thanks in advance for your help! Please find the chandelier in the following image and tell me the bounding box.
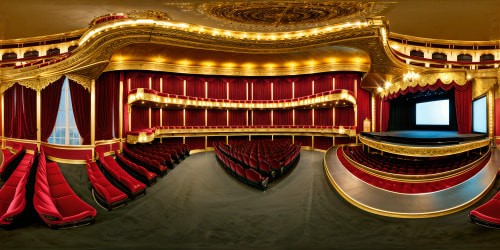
[403,71,420,82]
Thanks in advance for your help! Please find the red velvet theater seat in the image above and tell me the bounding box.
[86,160,128,211]
[0,144,26,180]
[34,150,97,229]
[100,156,147,199]
[244,168,269,189]
[115,151,157,186]
[469,192,500,228]
[0,153,35,228]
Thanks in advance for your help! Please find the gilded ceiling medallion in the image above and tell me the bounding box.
[190,1,389,31]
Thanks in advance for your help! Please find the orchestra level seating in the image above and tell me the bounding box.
[33,149,97,229]
[469,191,500,229]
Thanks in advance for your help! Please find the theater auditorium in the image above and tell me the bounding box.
[0,1,500,249]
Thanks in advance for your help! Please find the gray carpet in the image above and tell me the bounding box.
[0,150,499,249]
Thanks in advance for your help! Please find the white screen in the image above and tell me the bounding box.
[416,99,449,125]
[472,97,487,133]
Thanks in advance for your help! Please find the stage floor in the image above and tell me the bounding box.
[324,146,498,218]
[360,130,487,145]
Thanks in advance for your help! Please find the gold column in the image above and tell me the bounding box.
[205,109,208,126]
[36,89,41,150]
[271,82,274,100]
[292,81,295,99]
[371,94,376,132]
[119,79,124,150]
[332,108,336,126]
[159,78,163,127]
[183,80,187,96]
[246,82,249,100]
[149,77,152,128]
[292,109,295,126]
[205,81,208,98]
[128,79,132,132]
[183,109,186,127]
[271,110,274,126]
[312,108,315,126]
[226,82,229,100]
[90,79,96,150]
[312,80,315,94]
[354,104,358,132]
[226,110,229,126]
[332,77,336,90]
[488,89,494,143]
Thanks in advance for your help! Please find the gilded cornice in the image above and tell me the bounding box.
[472,78,496,99]
[66,74,92,91]
[1,16,393,84]
[128,88,357,109]
[359,135,490,157]
[105,61,370,77]
[381,71,468,98]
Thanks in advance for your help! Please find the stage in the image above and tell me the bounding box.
[360,130,487,146]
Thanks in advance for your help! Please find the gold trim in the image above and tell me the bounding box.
[95,138,121,145]
[46,155,87,165]
[90,79,96,146]
[40,142,95,150]
[342,146,491,182]
[359,135,490,157]
[323,147,496,218]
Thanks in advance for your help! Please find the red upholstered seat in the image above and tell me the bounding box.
[0,152,35,228]
[34,150,97,229]
[100,156,146,199]
[86,160,128,210]
[469,192,500,228]
[115,152,157,186]
[245,169,269,189]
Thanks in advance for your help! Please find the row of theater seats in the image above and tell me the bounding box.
[344,145,481,175]
[87,143,189,210]
[131,88,353,105]
[0,148,36,228]
[469,191,500,228]
[213,140,301,189]
[34,149,97,229]
[214,145,269,189]
[0,146,97,229]
[0,144,26,180]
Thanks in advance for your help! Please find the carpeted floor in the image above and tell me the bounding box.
[0,150,499,249]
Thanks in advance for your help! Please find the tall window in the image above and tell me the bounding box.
[48,78,81,145]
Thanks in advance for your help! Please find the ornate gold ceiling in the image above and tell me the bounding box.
[178,1,390,32]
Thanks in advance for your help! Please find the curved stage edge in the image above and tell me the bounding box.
[323,146,499,218]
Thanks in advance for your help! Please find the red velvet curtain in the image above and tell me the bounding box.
[207,78,227,99]
[381,100,390,132]
[314,75,333,94]
[164,75,184,95]
[96,72,120,140]
[273,79,293,100]
[40,78,64,142]
[273,110,293,125]
[69,79,91,144]
[131,106,149,130]
[151,109,161,127]
[335,107,354,126]
[207,110,227,126]
[127,72,150,90]
[20,85,37,140]
[186,78,206,98]
[152,75,162,92]
[294,77,313,98]
[252,79,272,100]
[252,110,271,125]
[315,109,333,126]
[163,109,184,126]
[335,74,357,92]
[454,83,472,134]
[3,86,15,138]
[185,109,205,126]
[229,78,247,100]
[356,86,371,133]
[228,110,246,126]
[295,109,312,125]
